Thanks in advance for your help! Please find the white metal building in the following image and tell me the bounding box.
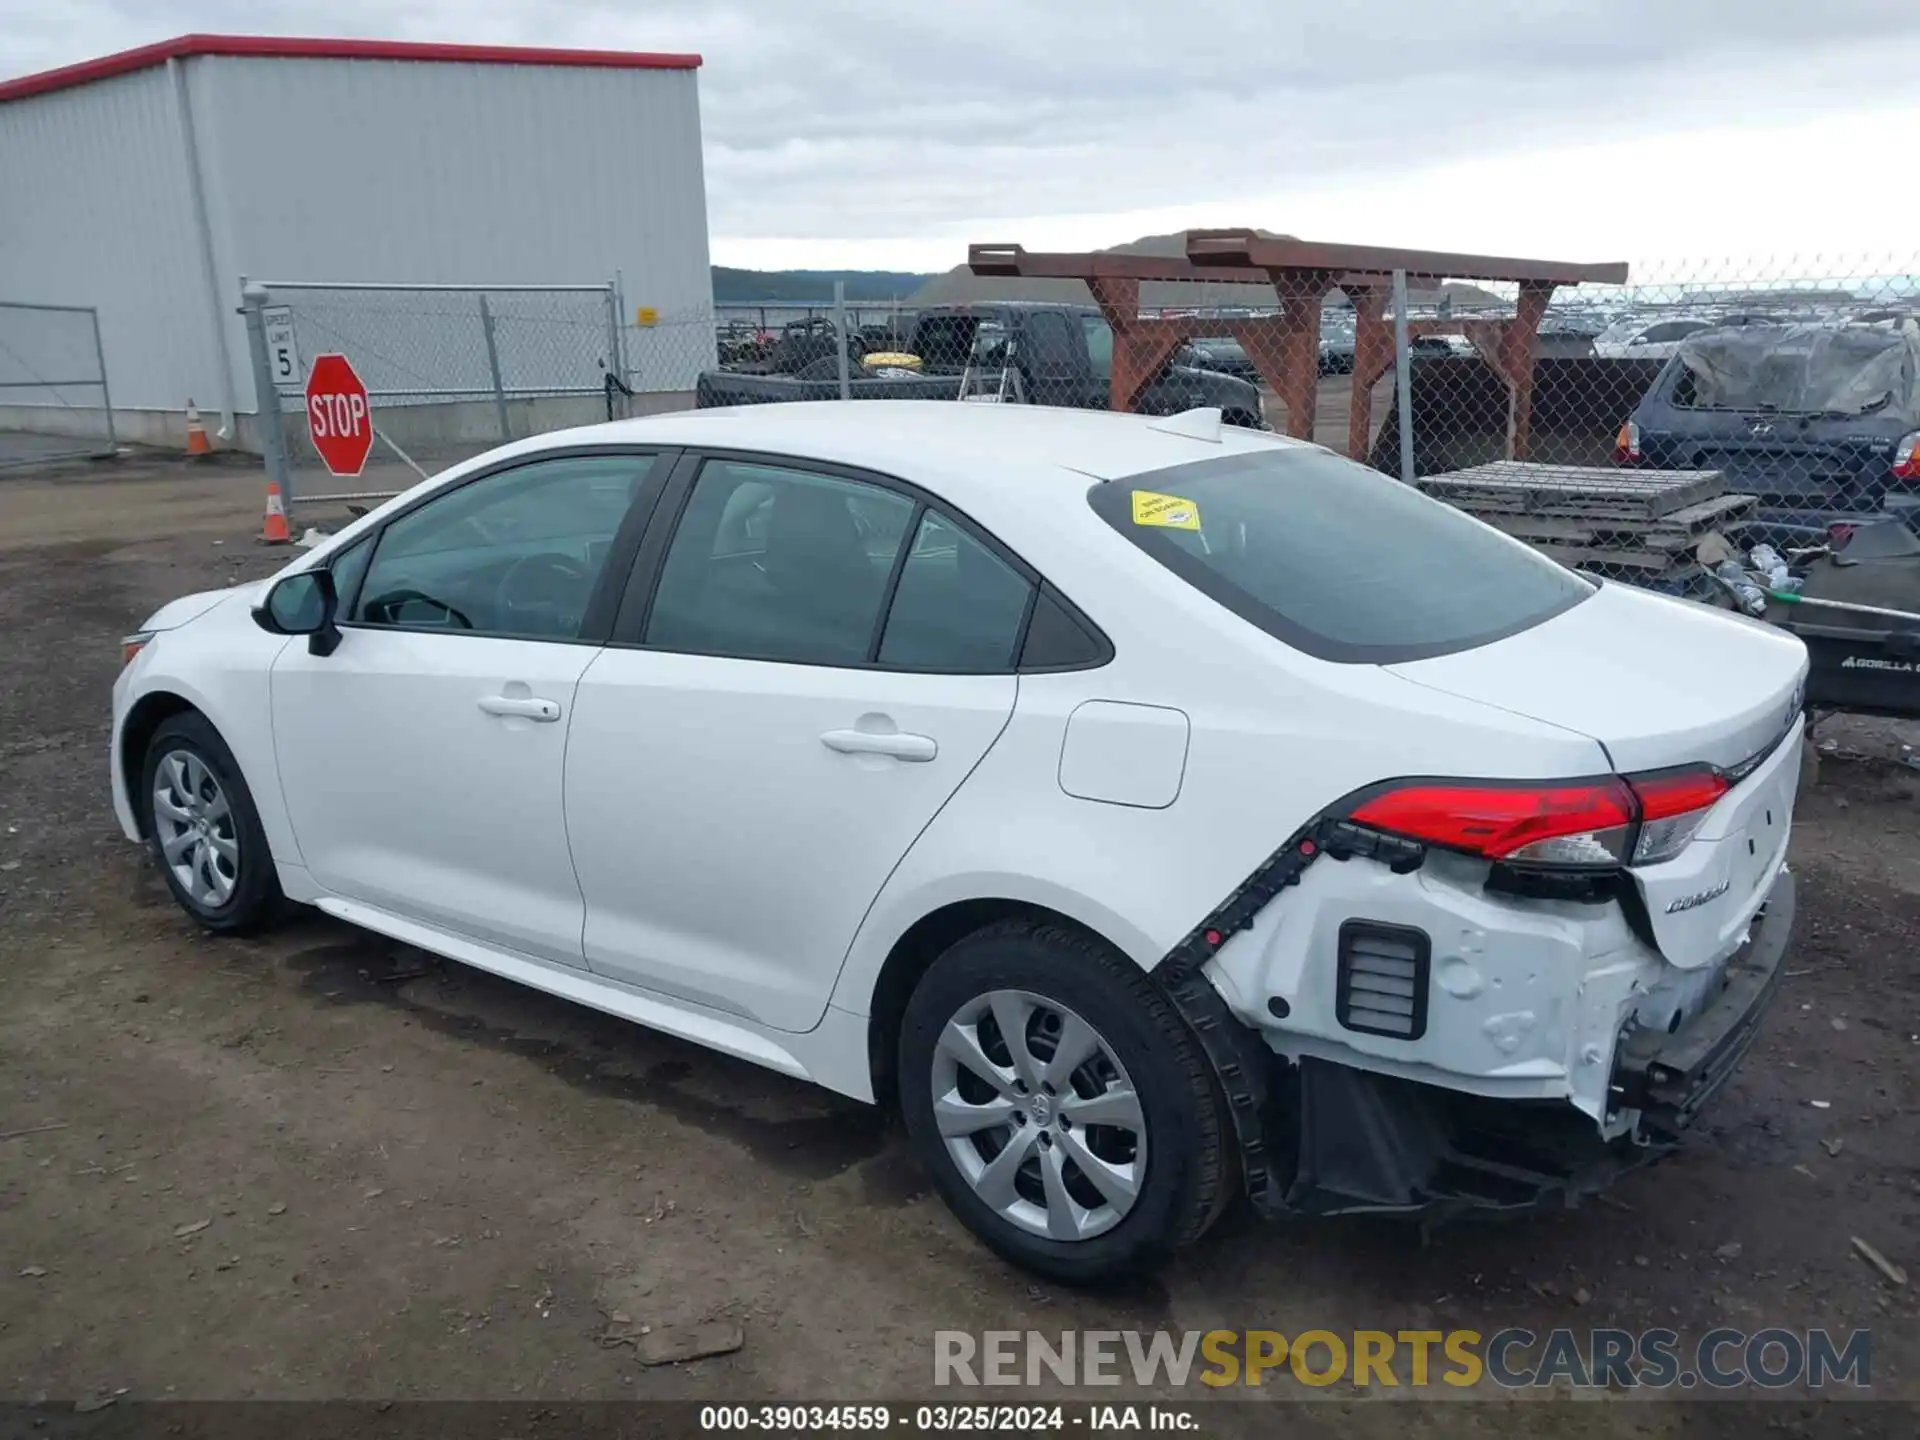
[0,34,713,449]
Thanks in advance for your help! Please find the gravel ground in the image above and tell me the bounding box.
[1,454,1916,1431]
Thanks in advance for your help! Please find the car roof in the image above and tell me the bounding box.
[527,401,1309,494]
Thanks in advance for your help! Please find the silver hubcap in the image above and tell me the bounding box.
[151,750,238,908]
[931,989,1147,1242]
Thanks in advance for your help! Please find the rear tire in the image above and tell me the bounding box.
[140,712,281,935]
[898,919,1231,1282]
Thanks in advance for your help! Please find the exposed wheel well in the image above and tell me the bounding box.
[119,692,199,837]
[864,898,1119,1109]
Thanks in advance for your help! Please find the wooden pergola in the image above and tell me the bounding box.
[967,230,1628,461]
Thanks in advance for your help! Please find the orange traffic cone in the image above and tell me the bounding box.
[184,399,212,458]
[261,479,292,544]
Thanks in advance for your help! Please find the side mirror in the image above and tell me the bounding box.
[253,568,342,656]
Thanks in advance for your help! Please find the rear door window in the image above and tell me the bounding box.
[878,511,1034,672]
[1088,448,1593,663]
[645,461,915,666]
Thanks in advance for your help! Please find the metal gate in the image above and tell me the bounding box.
[241,278,622,507]
[0,300,116,470]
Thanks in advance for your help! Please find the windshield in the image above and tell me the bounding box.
[1088,447,1593,664]
[1671,324,1920,417]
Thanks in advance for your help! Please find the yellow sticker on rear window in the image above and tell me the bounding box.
[1131,490,1201,530]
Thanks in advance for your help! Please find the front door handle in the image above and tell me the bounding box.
[478,694,562,722]
[820,728,937,762]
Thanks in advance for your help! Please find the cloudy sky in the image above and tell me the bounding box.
[6,1,1920,273]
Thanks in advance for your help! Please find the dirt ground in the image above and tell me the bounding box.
[2,452,1917,1429]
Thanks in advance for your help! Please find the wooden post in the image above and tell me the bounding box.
[1343,286,1393,461]
[1087,276,1185,414]
[1463,281,1556,461]
[1273,287,1324,441]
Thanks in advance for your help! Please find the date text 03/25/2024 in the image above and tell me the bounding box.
[698,1405,1196,1431]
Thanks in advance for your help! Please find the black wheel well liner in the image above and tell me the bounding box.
[119,691,201,836]
[863,897,1124,1108]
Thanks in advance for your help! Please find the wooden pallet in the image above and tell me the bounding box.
[1471,492,1758,555]
[1416,460,1751,589]
[1417,462,1726,521]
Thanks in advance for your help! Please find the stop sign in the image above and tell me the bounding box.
[304,352,373,477]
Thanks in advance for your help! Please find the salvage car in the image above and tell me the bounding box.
[1594,317,1717,359]
[113,402,1806,1281]
[1617,320,1920,519]
[697,303,1265,427]
[1183,335,1260,384]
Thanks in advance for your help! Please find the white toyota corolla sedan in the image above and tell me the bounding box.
[112,401,1807,1281]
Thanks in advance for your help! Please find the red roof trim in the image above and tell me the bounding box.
[0,33,702,104]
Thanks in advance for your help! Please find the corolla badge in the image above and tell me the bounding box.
[1667,880,1732,914]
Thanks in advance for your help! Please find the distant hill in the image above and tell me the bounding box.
[909,231,1503,310]
[712,268,930,305]
[709,241,1507,311]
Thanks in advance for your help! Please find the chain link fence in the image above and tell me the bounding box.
[243,260,1920,617]
[646,256,1920,607]
[248,279,634,506]
[0,300,115,470]
[1330,258,1919,599]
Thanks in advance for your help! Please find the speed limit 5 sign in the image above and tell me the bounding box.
[263,306,301,391]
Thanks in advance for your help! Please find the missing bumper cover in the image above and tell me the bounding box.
[1612,870,1796,1135]
[1287,1058,1664,1217]
[1155,842,1796,1219]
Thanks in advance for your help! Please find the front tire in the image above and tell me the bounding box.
[898,919,1231,1282]
[140,712,281,935]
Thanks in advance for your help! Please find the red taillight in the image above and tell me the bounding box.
[1893,431,1920,482]
[1627,766,1729,865]
[1614,421,1642,465]
[1630,768,1730,821]
[1349,766,1732,870]
[1349,780,1636,866]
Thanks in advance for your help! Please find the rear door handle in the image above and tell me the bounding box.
[478,695,562,722]
[820,728,937,762]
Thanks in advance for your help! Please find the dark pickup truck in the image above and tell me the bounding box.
[717,316,857,374]
[696,301,1267,426]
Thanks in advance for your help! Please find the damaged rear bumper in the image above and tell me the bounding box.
[1610,869,1795,1137]
[1163,869,1797,1221]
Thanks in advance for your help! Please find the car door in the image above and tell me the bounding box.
[564,453,1036,1032]
[270,449,666,966]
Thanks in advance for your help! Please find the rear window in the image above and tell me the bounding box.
[1088,448,1593,664]
[911,316,980,373]
[1670,324,1920,417]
